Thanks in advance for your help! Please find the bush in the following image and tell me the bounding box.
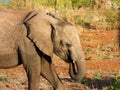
[104,8,119,30]
[71,0,94,9]
[108,76,120,90]
[74,15,84,25]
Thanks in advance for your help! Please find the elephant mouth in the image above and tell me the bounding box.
[66,52,74,63]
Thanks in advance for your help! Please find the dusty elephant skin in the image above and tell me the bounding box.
[0,6,86,90]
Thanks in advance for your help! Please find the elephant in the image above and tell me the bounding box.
[0,7,86,90]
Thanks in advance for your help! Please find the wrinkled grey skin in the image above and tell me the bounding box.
[0,7,85,90]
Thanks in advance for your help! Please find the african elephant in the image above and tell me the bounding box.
[0,7,86,90]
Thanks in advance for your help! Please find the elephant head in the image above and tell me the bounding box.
[24,11,86,81]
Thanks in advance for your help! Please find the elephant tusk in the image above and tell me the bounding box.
[73,60,75,64]
[72,61,77,75]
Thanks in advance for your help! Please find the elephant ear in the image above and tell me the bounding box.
[24,11,53,57]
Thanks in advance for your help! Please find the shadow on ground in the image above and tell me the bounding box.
[81,77,115,89]
[61,77,118,90]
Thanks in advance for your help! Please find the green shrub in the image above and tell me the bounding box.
[86,47,92,52]
[93,73,102,80]
[74,15,84,25]
[71,0,94,9]
[111,0,120,9]
[104,8,119,30]
[108,76,120,90]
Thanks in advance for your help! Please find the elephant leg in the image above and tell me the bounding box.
[19,38,41,90]
[41,55,63,90]
[25,59,41,90]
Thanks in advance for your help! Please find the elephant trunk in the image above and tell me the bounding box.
[69,47,86,81]
[69,60,85,81]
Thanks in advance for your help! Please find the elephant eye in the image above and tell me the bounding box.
[60,40,72,48]
[66,43,72,48]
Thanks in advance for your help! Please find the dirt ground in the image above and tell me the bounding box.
[0,30,120,90]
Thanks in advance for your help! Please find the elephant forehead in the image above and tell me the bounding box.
[61,26,80,48]
[62,26,79,40]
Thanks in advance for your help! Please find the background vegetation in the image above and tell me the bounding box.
[0,0,119,30]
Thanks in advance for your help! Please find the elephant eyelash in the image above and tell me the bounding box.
[60,40,72,49]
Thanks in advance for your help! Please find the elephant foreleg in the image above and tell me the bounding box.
[19,38,41,90]
[25,58,41,90]
[41,55,63,90]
